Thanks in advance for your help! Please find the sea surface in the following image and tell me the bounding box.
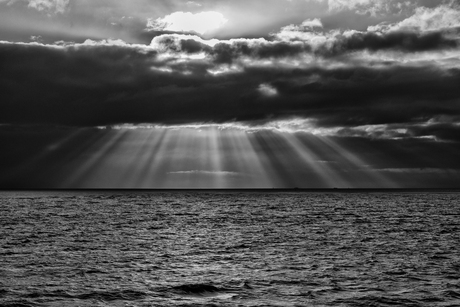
[1,190,460,307]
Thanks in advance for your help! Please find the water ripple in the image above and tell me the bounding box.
[1,191,459,306]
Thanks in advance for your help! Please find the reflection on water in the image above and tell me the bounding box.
[1,191,459,306]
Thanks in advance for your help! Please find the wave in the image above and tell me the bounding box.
[170,284,227,295]
[23,289,147,301]
[163,283,244,298]
[443,290,460,298]
[0,301,41,307]
[334,295,422,306]
[76,290,147,301]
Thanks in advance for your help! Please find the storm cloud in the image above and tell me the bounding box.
[1,39,460,142]
[0,0,459,143]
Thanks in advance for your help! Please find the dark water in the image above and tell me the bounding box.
[1,191,460,307]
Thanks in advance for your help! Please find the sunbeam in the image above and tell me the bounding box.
[62,129,130,188]
[314,136,398,188]
[282,132,350,188]
[250,131,302,188]
[225,129,274,188]
[135,128,168,188]
[13,124,443,189]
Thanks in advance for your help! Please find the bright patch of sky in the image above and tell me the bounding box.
[147,11,228,36]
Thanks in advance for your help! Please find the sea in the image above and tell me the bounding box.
[1,190,459,307]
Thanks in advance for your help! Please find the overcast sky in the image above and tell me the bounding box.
[1,0,460,188]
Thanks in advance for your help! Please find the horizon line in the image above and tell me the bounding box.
[2,188,460,192]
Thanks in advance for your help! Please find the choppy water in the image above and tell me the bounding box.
[1,191,460,307]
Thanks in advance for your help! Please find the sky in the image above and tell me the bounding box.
[1,0,460,188]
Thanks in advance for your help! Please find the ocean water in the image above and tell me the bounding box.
[1,191,459,307]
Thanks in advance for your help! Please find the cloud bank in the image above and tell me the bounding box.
[0,1,459,142]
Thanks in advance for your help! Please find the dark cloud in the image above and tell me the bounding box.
[151,35,310,63]
[153,35,212,53]
[1,40,460,144]
[265,65,460,128]
[408,122,460,142]
[152,28,458,66]
[212,40,309,63]
[325,30,458,55]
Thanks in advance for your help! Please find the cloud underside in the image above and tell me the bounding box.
[1,4,460,142]
[1,41,459,142]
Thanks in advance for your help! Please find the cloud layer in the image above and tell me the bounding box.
[0,1,459,143]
